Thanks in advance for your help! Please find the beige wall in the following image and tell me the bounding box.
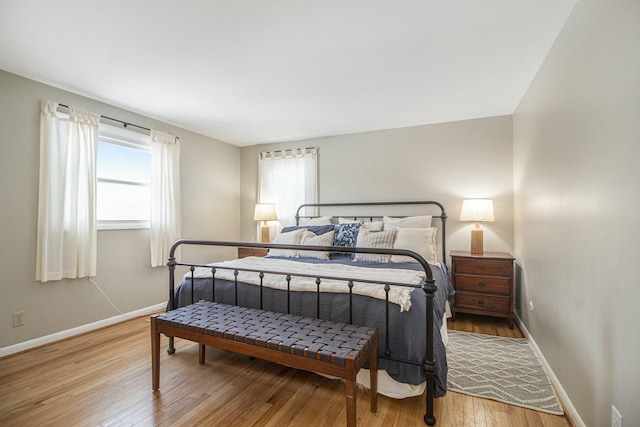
[513,0,640,425]
[240,116,514,261]
[0,70,240,348]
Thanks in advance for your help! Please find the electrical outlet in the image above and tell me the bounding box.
[612,405,622,427]
[12,311,24,327]
[529,301,534,311]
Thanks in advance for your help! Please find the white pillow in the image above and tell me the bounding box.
[353,228,396,263]
[338,218,384,231]
[268,228,305,257]
[338,217,359,224]
[299,215,333,226]
[383,215,432,230]
[299,230,336,260]
[363,221,384,231]
[391,227,439,266]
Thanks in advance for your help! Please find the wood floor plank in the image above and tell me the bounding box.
[0,312,573,426]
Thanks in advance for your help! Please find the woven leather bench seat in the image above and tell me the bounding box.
[151,301,378,426]
[155,301,375,365]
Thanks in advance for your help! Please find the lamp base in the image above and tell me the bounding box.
[470,228,484,255]
[260,224,271,243]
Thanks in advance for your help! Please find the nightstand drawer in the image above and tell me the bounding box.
[454,275,511,295]
[238,247,269,258]
[455,259,511,277]
[455,292,509,313]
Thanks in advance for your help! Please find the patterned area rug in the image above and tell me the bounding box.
[446,330,564,415]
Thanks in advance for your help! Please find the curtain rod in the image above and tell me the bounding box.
[272,147,315,153]
[57,103,180,141]
[260,147,317,158]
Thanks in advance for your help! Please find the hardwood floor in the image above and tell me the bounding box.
[0,313,572,426]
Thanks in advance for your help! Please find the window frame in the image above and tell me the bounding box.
[97,124,152,231]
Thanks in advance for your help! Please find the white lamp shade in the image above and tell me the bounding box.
[254,203,278,221]
[459,199,494,222]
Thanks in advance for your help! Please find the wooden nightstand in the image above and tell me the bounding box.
[450,250,515,329]
[237,247,269,259]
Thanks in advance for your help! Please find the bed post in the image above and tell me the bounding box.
[440,210,448,267]
[166,247,178,355]
[422,276,437,426]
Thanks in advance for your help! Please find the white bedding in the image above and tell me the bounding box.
[187,256,428,311]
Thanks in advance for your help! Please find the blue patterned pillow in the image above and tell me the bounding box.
[333,223,361,250]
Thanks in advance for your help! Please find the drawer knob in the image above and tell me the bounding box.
[478,300,485,306]
[478,282,485,288]
[479,264,486,270]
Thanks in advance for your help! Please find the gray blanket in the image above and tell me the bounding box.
[173,254,454,397]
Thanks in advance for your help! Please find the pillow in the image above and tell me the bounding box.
[299,230,336,260]
[362,221,383,231]
[353,228,396,263]
[391,227,439,266]
[281,224,336,235]
[299,215,333,226]
[267,228,305,257]
[333,222,361,250]
[338,217,359,224]
[383,215,432,230]
[338,217,384,231]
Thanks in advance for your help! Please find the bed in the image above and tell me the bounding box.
[165,201,454,425]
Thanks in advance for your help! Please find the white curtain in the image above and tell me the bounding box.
[36,101,100,282]
[150,130,181,267]
[258,147,318,228]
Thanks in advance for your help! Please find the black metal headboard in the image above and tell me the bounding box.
[294,201,447,262]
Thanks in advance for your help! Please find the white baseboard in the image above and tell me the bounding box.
[515,315,585,427]
[0,302,166,358]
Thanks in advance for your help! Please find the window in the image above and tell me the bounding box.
[97,124,151,230]
[258,147,318,226]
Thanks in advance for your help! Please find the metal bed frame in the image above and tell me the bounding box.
[164,201,447,425]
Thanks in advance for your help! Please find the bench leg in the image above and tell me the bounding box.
[370,346,378,413]
[199,344,206,364]
[345,373,357,427]
[151,317,160,390]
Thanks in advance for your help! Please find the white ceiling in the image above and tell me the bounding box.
[0,1,577,146]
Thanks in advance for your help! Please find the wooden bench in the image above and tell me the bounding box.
[151,301,378,426]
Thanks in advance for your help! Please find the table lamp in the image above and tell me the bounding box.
[254,203,278,243]
[459,199,494,255]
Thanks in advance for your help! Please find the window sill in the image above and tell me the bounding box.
[98,220,150,231]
